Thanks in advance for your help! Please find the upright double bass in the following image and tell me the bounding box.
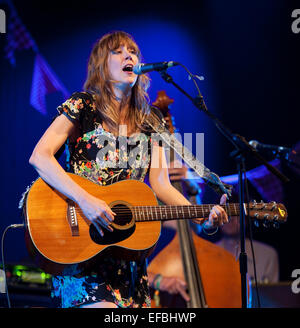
[148,90,247,308]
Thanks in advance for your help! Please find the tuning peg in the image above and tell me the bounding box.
[271,201,277,210]
[253,219,260,228]
[263,218,271,229]
[273,221,280,229]
[263,213,271,228]
[253,213,260,227]
[260,200,266,209]
[250,200,256,209]
[263,221,269,228]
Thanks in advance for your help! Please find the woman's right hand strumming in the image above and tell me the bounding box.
[78,193,116,237]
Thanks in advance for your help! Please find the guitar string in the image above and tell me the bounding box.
[73,204,242,211]
[72,205,242,222]
[71,205,278,223]
[72,204,242,216]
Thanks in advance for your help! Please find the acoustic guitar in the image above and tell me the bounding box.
[24,173,287,275]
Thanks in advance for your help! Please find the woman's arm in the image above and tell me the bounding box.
[29,114,115,236]
[149,145,228,228]
[30,115,87,203]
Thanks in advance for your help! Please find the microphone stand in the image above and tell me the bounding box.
[158,69,290,308]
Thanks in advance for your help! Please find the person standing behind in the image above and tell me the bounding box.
[216,216,279,283]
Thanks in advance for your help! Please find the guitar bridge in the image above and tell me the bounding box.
[66,199,79,236]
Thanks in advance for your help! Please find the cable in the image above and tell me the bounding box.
[1,223,25,308]
[243,170,261,308]
[178,62,203,98]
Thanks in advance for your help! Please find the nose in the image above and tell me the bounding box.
[121,47,132,59]
[124,51,132,60]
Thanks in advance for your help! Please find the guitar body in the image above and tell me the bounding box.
[24,173,161,275]
[24,172,287,275]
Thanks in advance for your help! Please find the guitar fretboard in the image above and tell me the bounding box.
[132,203,242,222]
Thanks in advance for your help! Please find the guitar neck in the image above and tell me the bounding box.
[133,203,243,223]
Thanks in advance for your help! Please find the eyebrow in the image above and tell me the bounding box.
[114,44,137,51]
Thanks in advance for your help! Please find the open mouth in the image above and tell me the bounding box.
[122,64,134,72]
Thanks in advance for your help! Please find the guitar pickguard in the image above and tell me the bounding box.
[89,224,136,245]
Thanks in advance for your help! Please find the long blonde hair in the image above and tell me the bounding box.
[83,31,152,134]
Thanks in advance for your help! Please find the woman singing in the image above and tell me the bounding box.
[29,31,228,308]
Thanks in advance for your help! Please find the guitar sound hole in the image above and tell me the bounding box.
[112,204,133,227]
[89,203,135,245]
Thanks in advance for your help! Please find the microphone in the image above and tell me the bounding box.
[249,140,291,155]
[133,61,179,75]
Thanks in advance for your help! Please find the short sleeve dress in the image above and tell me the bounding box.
[51,91,155,308]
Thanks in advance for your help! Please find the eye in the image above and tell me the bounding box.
[112,49,122,54]
[129,49,137,55]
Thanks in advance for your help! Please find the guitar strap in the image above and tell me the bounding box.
[146,113,233,198]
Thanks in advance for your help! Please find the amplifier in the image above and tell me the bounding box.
[251,281,300,308]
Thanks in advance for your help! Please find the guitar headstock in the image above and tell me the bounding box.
[248,201,288,227]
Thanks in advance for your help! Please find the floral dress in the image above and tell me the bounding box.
[51,91,155,308]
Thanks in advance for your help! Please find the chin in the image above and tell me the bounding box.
[127,79,137,87]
